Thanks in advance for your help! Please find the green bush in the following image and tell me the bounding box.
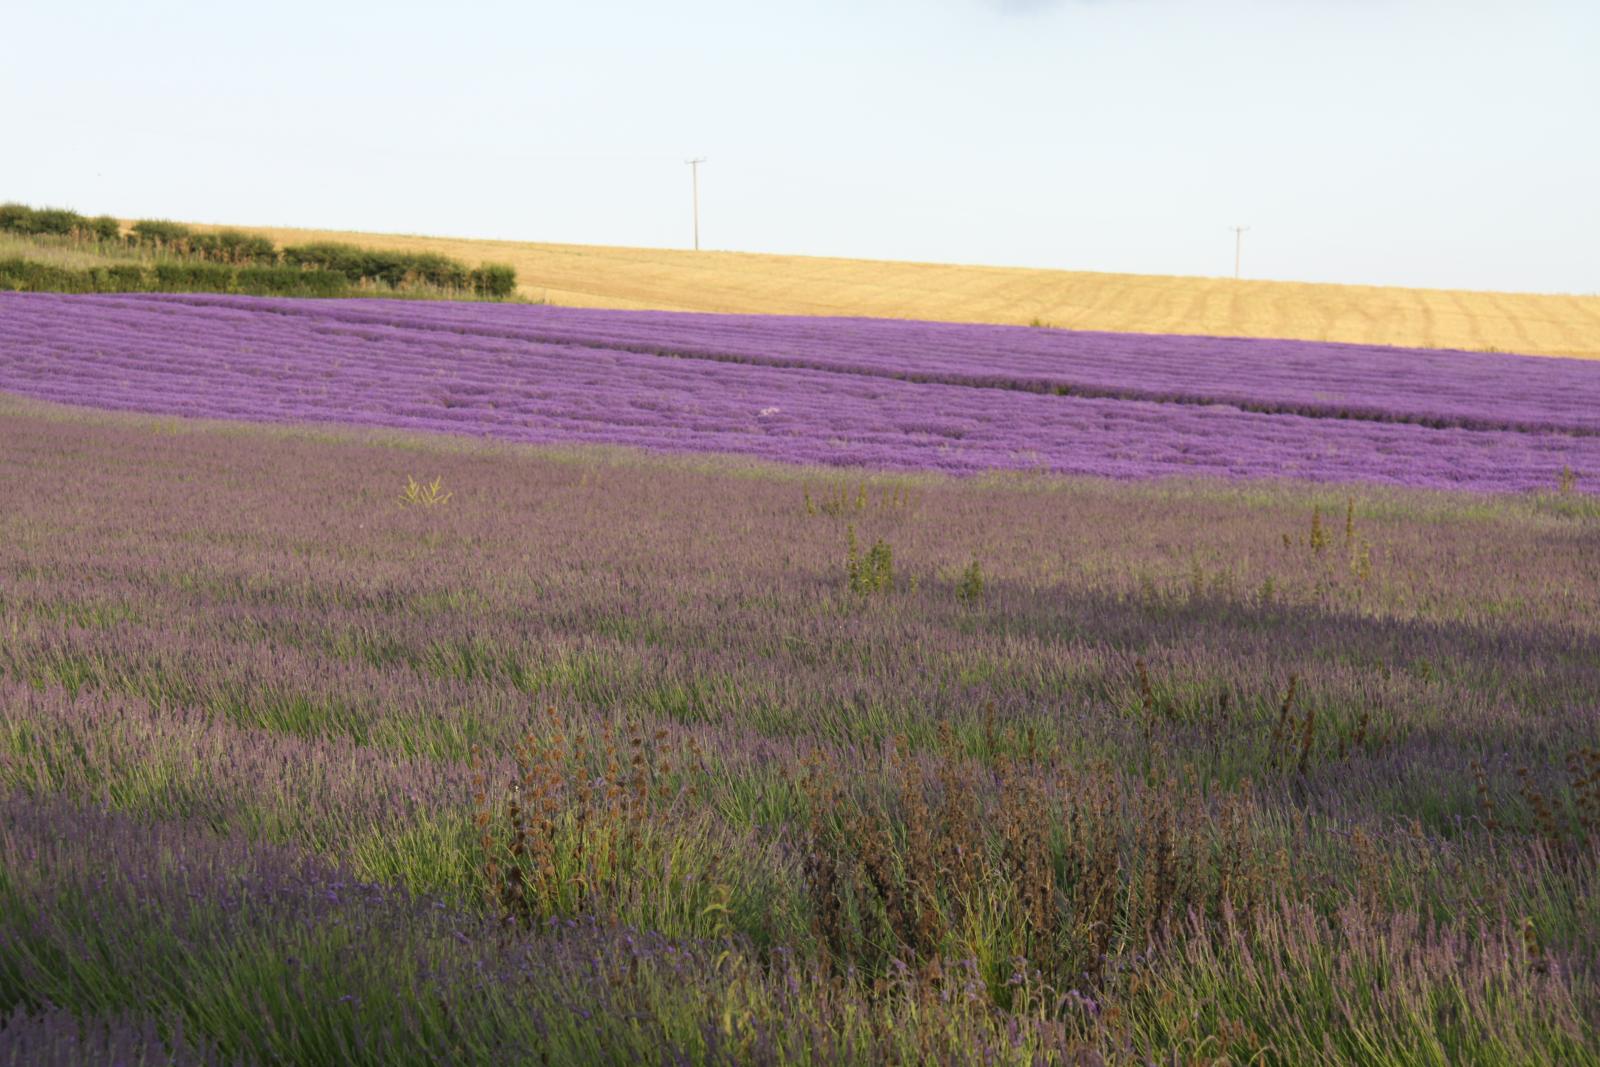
[365,250,409,287]
[0,203,32,234]
[470,262,517,299]
[104,264,149,291]
[90,216,122,242]
[0,258,81,291]
[236,266,348,297]
[0,259,151,293]
[282,242,490,292]
[190,229,278,265]
[130,219,193,249]
[30,209,84,237]
[0,205,94,238]
[281,242,364,279]
[297,270,351,296]
[153,261,234,292]
[412,252,470,289]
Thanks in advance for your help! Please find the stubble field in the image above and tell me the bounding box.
[185,222,1600,360]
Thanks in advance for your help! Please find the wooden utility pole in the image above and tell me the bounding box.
[686,158,707,251]
[1229,224,1250,279]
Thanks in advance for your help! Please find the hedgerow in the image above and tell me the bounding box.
[4,201,518,299]
[281,242,491,291]
[0,258,351,297]
[0,203,118,241]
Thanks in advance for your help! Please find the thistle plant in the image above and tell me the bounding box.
[1309,506,1327,554]
[1349,538,1374,582]
[846,526,894,595]
[956,558,985,604]
[400,475,452,508]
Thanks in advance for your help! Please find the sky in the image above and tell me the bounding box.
[4,0,1597,294]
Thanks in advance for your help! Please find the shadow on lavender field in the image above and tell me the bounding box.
[1,401,1597,1065]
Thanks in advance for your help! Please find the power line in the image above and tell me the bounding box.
[685,158,707,251]
[1229,224,1250,279]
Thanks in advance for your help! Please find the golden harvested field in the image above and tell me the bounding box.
[198,223,1600,359]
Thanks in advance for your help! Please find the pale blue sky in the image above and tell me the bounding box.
[5,1,1596,293]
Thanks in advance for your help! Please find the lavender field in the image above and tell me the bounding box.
[1,389,1597,1064]
[2,291,1598,493]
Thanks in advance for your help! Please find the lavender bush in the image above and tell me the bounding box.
[0,1004,237,1066]
[0,402,1597,1063]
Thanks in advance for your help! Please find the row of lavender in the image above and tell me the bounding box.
[133,293,1600,435]
[0,291,1596,493]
